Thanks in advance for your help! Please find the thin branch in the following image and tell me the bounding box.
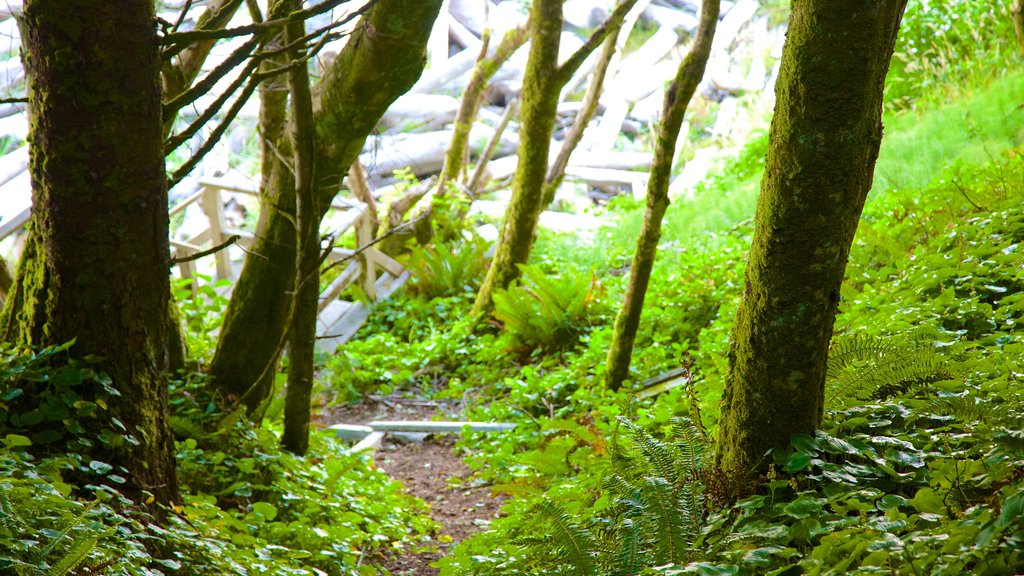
[556,0,641,86]
[169,235,242,266]
[161,0,367,49]
[165,56,261,154]
[167,75,261,189]
[171,0,195,33]
[163,37,259,119]
[0,97,27,105]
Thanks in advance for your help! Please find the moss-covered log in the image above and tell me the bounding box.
[1,0,179,506]
[716,0,907,485]
[605,0,719,391]
[208,0,443,411]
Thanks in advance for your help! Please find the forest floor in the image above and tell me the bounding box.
[317,398,505,575]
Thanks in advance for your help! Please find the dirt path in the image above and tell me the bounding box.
[317,398,505,575]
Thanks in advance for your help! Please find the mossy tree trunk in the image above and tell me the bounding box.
[716,0,907,484]
[1013,0,1024,58]
[208,0,444,413]
[604,0,719,391]
[282,11,319,455]
[472,0,640,316]
[436,23,529,197]
[1,0,180,506]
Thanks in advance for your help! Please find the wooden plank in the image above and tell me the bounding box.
[327,423,374,442]
[635,368,692,399]
[169,188,206,217]
[316,271,410,351]
[367,421,516,433]
[200,186,232,280]
[349,431,386,453]
[0,206,29,240]
[357,212,376,300]
[319,261,360,313]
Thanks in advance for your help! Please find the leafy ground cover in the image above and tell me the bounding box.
[1,2,1021,574]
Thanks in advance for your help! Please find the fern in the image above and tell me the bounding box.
[617,417,679,486]
[912,393,1016,426]
[826,334,951,408]
[408,236,489,298]
[492,264,601,349]
[47,534,102,576]
[533,499,599,576]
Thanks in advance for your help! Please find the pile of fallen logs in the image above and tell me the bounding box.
[0,0,785,272]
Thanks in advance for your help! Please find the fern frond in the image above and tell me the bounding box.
[609,518,646,576]
[916,395,1006,424]
[637,477,688,565]
[170,414,204,439]
[671,417,709,480]
[535,499,598,576]
[47,534,101,576]
[617,417,678,486]
[826,334,950,408]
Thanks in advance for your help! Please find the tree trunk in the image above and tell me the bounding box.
[437,22,529,196]
[471,0,563,316]
[604,0,719,391]
[282,12,319,455]
[208,0,444,413]
[1013,0,1024,58]
[471,0,640,316]
[1,0,179,506]
[716,0,907,484]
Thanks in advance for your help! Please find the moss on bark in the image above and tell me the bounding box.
[471,0,640,315]
[471,0,564,316]
[715,0,907,486]
[208,0,443,411]
[1,0,179,506]
[605,0,720,391]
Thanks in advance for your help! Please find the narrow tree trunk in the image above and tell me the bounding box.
[437,22,529,196]
[1,0,179,506]
[471,0,563,316]
[208,0,443,412]
[471,0,640,316]
[605,0,720,391]
[542,24,621,205]
[282,13,319,455]
[1013,0,1024,58]
[716,0,907,484]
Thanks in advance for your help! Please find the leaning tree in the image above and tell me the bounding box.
[471,0,641,315]
[207,0,445,414]
[716,0,908,484]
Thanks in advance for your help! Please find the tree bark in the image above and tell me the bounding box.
[208,0,444,412]
[471,0,640,316]
[470,0,563,316]
[437,22,529,197]
[1,0,179,506]
[605,0,719,391]
[282,11,319,455]
[716,0,907,484]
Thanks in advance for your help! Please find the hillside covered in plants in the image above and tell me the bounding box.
[1,0,1022,575]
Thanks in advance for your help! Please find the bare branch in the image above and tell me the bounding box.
[556,0,640,85]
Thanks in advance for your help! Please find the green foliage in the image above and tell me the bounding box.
[0,354,437,575]
[408,236,490,299]
[825,334,950,409]
[492,264,605,350]
[173,274,231,366]
[886,0,1015,113]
